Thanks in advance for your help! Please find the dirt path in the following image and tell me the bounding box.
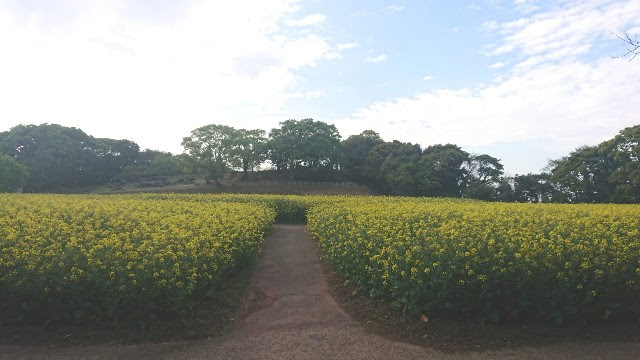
[2,225,638,359]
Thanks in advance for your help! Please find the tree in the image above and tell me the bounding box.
[229,128,267,179]
[0,124,148,191]
[598,125,640,203]
[0,154,27,192]
[375,142,422,196]
[181,124,237,184]
[121,151,190,177]
[267,119,342,180]
[365,141,402,192]
[464,154,504,184]
[90,138,140,182]
[544,124,640,203]
[0,124,97,192]
[462,154,504,200]
[512,173,556,203]
[494,178,515,202]
[548,146,613,203]
[418,144,470,197]
[612,31,639,61]
[341,130,385,185]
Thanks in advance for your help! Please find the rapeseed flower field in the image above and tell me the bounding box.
[0,194,274,322]
[307,199,640,323]
[1,193,638,324]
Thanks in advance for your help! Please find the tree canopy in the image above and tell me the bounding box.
[229,128,267,178]
[0,154,27,192]
[548,125,640,203]
[341,130,385,185]
[0,124,141,192]
[1,121,638,203]
[181,124,238,183]
[267,119,342,180]
[418,144,470,197]
[0,124,191,192]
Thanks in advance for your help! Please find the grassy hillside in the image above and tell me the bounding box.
[77,173,373,195]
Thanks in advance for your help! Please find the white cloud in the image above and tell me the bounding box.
[487,0,640,61]
[451,27,460,33]
[286,13,325,27]
[282,34,333,68]
[482,20,499,30]
[513,0,540,13]
[286,90,326,99]
[333,0,640,174]
[489,61,506,69]
[0,0,337,153]
[323,42,359,60]
[324,51,341,60]
[334,59,640,173]
[423,75,433,80]
[387,4,405,13]
[337,42,359,50]
[366,54,388,63]
[355,4,403,17]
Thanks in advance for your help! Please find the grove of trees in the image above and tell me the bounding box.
[0,124,189,192]
[0,121,638,204]
[0,154,27,192]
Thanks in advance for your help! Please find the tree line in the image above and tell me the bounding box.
[0,121,638,203]
[0,124,190,192]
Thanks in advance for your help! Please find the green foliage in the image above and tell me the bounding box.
[549,146,611,202]
[462,154,505,201]
[548,125,640,203]
[90,138,140,181]
[0,124,94,191]
[1,121,638,203]
[121,151,191,177]
[375,142,422,195]
[138,193,317,224]
[267,119,342,180]
[182,125,268,182]
[3,192,638,325]
[229,128,267,178]
[418,144,470,197]
[365,141,402,188]
[511,173,557,202]
[307,198,640,323]
[0,154,27,192]
[181,124,237,182]
[465,154,504,184]
[0,124,142,192]
[600,125,640,203]
[0,194,274,323]
[341,130,385,184]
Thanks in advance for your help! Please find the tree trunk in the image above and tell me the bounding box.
[242,158,249,180]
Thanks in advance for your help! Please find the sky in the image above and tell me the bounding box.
[0,0,639,175]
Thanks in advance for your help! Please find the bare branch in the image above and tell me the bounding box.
[611,31,640,62]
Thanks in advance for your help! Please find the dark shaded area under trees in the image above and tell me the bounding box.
[1,121,639,203]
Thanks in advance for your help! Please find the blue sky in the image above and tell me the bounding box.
[0,0,639,174]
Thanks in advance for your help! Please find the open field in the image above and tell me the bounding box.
[1,193,639,357]
[308,199,640,324]
[0,194,274,324]
[2,223,639,359]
